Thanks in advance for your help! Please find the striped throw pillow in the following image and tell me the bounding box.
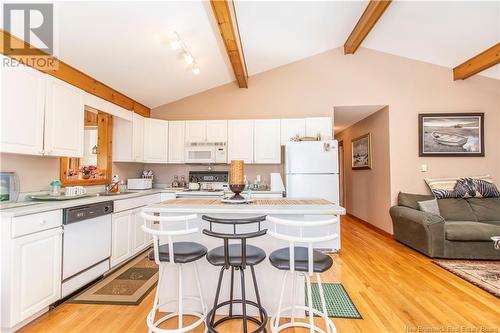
[425,175,500,199]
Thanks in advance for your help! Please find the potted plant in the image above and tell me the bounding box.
[80,165,97,179]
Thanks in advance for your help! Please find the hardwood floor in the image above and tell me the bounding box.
[21,215,500,333]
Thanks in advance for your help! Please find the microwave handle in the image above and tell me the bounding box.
[12,173,20,202]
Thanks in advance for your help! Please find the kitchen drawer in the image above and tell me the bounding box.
[11,210,63,238]
[114,194,161,212]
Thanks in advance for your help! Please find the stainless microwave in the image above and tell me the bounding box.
[0,172,20,203]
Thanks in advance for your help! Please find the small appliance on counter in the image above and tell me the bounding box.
[127,178,153,190]
[0,172,19,203]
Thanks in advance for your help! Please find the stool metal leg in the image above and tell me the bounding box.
[291,271,297,323]
[194,262,207,316]
[250,265,266,332]
[316,274,330,333]
[305,273,314,333]
[240,267,248,333]
[229,266,234,317]
[272,271,288,333]
[178,264,183,330]
[209,266,226,327]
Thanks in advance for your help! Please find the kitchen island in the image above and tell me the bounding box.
[143,197,345,317]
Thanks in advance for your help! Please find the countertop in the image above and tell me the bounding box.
[144,197,345,215]
[0,189,284,217]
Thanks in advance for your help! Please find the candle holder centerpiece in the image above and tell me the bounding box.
[229,160,245,200]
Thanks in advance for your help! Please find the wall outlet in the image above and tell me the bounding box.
[421,164,428,172]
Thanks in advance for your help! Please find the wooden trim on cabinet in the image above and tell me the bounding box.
[60,112,113,186]
[0,29,150,117]
[453,43,500,80]
[344,0,392,55]
[210,0,248,88]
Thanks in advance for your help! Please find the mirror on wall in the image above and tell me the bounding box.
[60,107,113,186]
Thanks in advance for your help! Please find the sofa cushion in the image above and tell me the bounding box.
[466,198,500,222]
[437,198,477,222]
[445,221,500,241]
[418,199,441,215]
[398,192,434,210]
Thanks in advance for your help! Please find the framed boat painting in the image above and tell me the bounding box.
[418,113,484,157]
[352,133,372,169]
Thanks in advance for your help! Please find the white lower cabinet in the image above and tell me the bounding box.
[111,195,161,268]
[131,208,148,254]
[10,227,63,325]
[110,210,132,268]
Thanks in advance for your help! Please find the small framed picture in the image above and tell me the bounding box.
[418,113,484,157]
[351,133,372,170]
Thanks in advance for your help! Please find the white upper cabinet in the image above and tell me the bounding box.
[132,113,144,162]
[305,117,332,140]
[168,121,185,163]
[254,119,281,164]
[185,120,206,142]
[1,64,46,155]
[206,120,228,142]
[280,118,306,145]
[144,118,168,163]
[113,117,134,162]
[44,76,84,157]
[228,120,254,163]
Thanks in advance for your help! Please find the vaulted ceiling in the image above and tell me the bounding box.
[16,1,499,108]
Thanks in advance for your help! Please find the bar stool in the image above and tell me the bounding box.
[201,215,268,333]
[141,211,208,333]
[266,215,339,333]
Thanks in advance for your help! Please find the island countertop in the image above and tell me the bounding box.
[143,197,346,215]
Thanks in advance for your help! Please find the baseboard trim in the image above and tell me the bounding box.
[346,213,393,239]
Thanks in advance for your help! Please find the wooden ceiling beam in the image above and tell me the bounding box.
[453,43,500,80]
[344,0,392,55]
[0,29,151,117]
[210,0,248,88]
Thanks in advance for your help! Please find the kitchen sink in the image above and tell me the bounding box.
[97,191,136,196]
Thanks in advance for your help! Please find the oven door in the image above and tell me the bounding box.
[184,147,216,163]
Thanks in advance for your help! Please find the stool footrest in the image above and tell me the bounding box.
[207,299,268,333]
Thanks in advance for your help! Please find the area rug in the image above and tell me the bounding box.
[433,261,500,298]
[305,283,362,319]
[69,252,158,305]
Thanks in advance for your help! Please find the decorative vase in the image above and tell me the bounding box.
[229,184,245,200]
[82,174,91,179]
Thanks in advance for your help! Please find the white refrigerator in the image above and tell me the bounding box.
[285,140,340,204]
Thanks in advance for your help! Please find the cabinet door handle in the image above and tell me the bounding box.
[39,220,46,225]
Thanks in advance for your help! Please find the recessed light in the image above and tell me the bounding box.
[183,53,194,65]
[171,40,181,50]
[192,67,201,75]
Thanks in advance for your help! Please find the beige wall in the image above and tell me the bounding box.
[153,47,500,205]
[0,153,143,192]
[335,107,392,233]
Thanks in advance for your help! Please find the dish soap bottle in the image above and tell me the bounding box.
[49,180,62,196]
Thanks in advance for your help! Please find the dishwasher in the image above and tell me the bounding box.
[62,201,113,297]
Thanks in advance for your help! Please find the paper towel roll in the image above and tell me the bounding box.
[270,173,285,192]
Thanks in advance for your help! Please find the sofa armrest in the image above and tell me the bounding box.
[390,206,445,257]
[390,206,444,226]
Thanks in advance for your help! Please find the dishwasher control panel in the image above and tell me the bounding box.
[63,201,114,224]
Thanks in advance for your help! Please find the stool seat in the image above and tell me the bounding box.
[207,244,266,266]
[269,246,333,273]
[148,242,207,263]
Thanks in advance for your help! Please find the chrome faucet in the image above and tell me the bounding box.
[104,182,120,193]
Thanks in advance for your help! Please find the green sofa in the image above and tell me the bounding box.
[390,193,500,259]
